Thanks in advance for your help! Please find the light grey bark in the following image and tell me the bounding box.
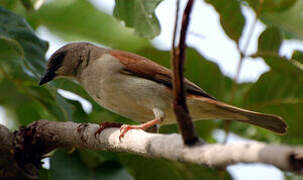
[0,120,302,179]
[25,120,303,174]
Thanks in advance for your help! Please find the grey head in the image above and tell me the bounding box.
[39,42,101,85]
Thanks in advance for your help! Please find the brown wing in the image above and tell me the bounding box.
[109,50,215,100]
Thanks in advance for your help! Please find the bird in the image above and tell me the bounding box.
[39,42,287,139]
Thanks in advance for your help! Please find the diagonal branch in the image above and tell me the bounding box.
[5,120,303,178]
[171,0,200,145]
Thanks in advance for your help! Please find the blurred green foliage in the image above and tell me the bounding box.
[114,0,163,39]
[205,0,245,43]
[0,0,303,179]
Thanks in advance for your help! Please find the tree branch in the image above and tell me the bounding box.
[171,0,200,145]
[4,120,303,178]
[0,124,39,180]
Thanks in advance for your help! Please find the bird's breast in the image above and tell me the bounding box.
[79,55,173,123]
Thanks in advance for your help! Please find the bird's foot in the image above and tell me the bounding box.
[94,122,123,138]
[119,124,141,141]
[119,119,162,141]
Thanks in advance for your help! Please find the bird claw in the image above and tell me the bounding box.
[118,120,161,141]
[119,125,133,141]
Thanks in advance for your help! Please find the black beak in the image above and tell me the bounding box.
[39,70,55,86]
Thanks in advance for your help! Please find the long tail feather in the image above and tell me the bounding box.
[188,97,287,134]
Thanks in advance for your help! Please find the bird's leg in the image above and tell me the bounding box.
[94,122,123,137]
[119,119,161,140]
[146,124,160,133]
[119,108,164,140]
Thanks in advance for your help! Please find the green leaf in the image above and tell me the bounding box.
[51,150,89,180]
[205,0,245,42]
[0,6,48,78]
[26,0,150,51]
[114,0,162,39]
[257,27,283,53]
[263,0,297,12]
[260,0,303,40]
[119,154,183,180]
[264,55,302,74]
[27,85,73,121]
[39,168,51,180]
[20,0,46,10]
[0,7,76,122]
[245,0,297,12]
[242,55,303,143]
[0,79,44,126]
[78,149,118,169]
[180,163,233,180]
[50,150,133,180]
[291,50,303,64]
[285,173,303,180]
[119,154,232,180]
[20,0,34,10]
[0,36,24,60]
[92,161,133,180]
[0,0,20,10]
[65,99,88,123]
[0,78,74,123]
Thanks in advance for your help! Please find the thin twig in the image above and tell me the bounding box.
[231,0,264,100]
[171,0,180,50]
[188,31,205,40]
[224,0,264,143]
[171,0,200,145]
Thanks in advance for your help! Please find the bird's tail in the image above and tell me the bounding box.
[187,96,287,134]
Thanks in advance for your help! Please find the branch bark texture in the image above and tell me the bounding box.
[0,124,39,179]
[171,0,199,145]
[4,120,303,178]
